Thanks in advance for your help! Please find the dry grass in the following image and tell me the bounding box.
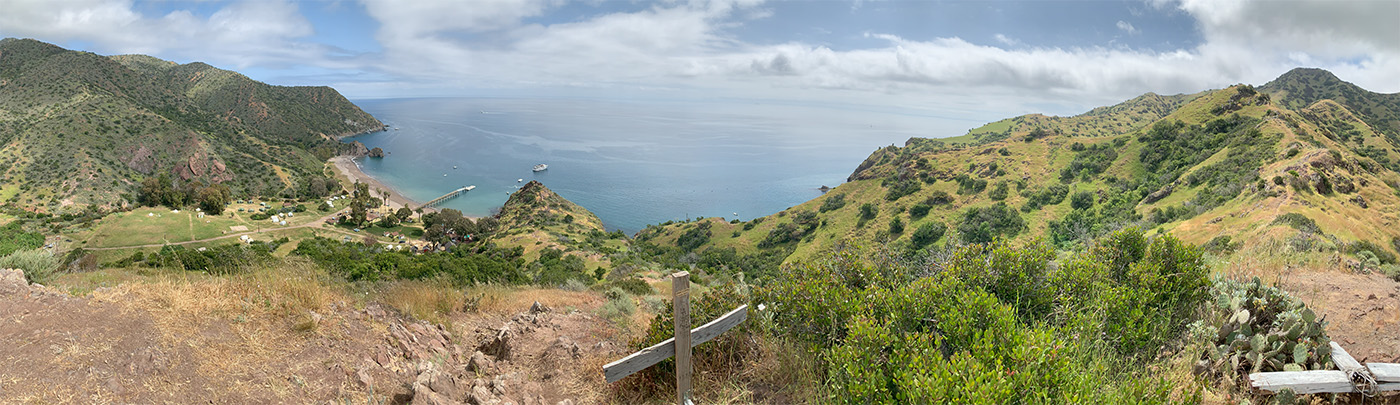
[381,278,466,325]
[86,257,347,399]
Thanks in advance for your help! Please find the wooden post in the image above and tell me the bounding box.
[672,271,692,405]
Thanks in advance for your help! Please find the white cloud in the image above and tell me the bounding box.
[0,0,320,69]
[1116,20,1138,35]
[1,0,1395,117]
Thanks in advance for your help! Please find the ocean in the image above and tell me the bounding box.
[344,97,969,233]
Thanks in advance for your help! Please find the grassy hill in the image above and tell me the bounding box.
[639,68,1400,274]
[0,38,381,213]
[491,180,628,268]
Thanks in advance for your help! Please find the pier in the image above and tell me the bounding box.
[422,185,476,208]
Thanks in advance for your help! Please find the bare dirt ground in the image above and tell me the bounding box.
[0,268,629,404]
[1282,270,1400,364]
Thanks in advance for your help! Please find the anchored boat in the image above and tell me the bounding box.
[532,164,548,172]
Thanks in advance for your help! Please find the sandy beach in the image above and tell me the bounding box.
[330,156,429,213]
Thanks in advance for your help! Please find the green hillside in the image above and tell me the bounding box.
[0,38,382,213]
[638,68,1400,276]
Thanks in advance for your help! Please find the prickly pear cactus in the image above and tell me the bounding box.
[1187,277,1332,382]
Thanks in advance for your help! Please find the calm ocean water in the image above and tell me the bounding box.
[345,97,968,233]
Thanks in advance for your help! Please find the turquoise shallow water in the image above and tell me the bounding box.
[344,97,963,233]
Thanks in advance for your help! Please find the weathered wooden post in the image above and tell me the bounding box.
[673,271,692,405]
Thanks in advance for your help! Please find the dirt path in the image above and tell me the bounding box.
[85,208,349,251]
[0,268,617,404]
[1283,270,1400,363]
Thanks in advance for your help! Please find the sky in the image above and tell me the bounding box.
[1,0,1397,125]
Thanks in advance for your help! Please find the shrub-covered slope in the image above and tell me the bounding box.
[639,68,1400,271]
[0,38,382,212]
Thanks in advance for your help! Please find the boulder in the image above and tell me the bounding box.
[467,351,494,373]
[480,325,514,361]
[529,301,549,314]
[0,268,26,296]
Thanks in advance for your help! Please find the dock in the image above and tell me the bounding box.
[422,185,476,208]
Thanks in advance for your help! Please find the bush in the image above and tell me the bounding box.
[819,194,848,213]
[988,181,1009,201]
[925,190,953,205]
[888,217,904,235]
[1202,235,1240,254]
[0,248,59,284]
[1070,190,1095,210]
[677,222,712,252]
[600,288,635,321]
[1271,213,1320,234]
[909,221,946,249]
[908,204,931,219]
[0,222,44,257]
[956,203,1024,244]
[757,229,1206,403]
[883,178,922,201]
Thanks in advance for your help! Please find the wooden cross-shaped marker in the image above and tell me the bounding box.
[603,271,748,405]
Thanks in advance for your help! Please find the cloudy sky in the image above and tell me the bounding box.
[1,0,1397,121]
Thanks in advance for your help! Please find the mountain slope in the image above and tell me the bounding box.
[640,68,1400,272]
[0,38,382,211]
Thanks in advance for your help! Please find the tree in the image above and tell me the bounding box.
[349,182,372,226]
[377,214,399,228]
[197,184,231,215]
[888,217,904,234]
[395,206,414,221]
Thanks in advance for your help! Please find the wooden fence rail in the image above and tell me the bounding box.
[1250,342,1400,394]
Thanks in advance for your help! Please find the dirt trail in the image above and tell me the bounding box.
[1282,270,1400,363]
[0,268,620,404]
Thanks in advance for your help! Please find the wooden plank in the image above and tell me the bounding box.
[1369,363,1400,383]
[602,305,749,383]
[673,272,692,405]
[1250,370,1353,394]
[1330,342,1366,373]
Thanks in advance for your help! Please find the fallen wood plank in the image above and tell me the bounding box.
[1250,370,1353,394]
[1369,363,1400,383]
[603,305,748,383]
[1330,342,1365,373]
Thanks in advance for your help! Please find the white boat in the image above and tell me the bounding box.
[517,178,523,182]
[443,173,447,177]
[453,166,458,169]
[532,164,548,172]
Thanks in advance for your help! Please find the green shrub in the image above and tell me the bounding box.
[819,194,848,213]
[883,178,922,201]
[888,217,904,235]
[909,221,945,249]
[988,181,1009,201]
[1346,240,1397,264]
[0,248,59,284]
[0,222,44,257]
[758,229,1205,403]
[908,204,931,219]
[925,190,954,205]
[859,203,877,220]
[600,288,635,321]
[1271,213,1320,234]
[677,222,712,252]
[956,203,1024,244]
[1069,190,1094,210]
[1202,235,1240,254]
